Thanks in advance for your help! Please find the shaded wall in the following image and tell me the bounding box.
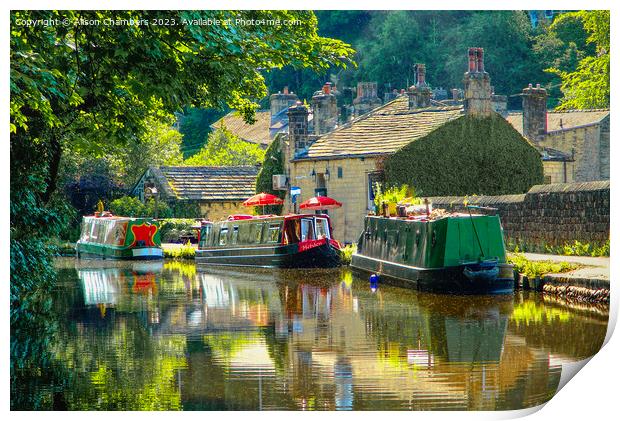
[427,181,609,247]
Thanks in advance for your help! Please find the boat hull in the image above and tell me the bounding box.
[76,242,163,260]
[351,253,515,295]
[196,240,341,269]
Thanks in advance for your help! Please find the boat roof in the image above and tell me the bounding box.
[82,215,156,222]
[203,213,331,224]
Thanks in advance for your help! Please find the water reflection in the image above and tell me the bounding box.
[11,259,608,410]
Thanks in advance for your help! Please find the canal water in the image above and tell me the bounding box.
[11,258,609,410]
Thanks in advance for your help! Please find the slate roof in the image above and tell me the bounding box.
[149,166,259,201]
[296,96,463,160]
[506,109,609,135]
[211,110,272,147]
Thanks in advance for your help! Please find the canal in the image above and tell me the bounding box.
[11,258,609,410]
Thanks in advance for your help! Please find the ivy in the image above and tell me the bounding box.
[384,113,544,197]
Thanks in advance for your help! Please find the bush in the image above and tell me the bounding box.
[109,196,171,218]
[384,113,544,197]
[507,253,580,278]
[255,134,286,215]
[339,243,357,265]
[159,219,198,243]
[162,242,196,260]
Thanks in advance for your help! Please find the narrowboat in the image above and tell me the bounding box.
[196,214,341,268]
[351,212,515,294]
[76,213,163,260]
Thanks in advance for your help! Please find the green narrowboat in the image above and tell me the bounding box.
[76,213,163,260]
[351,212,514,294]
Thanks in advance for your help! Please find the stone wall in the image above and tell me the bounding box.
[427,181,609,247]
[198,201,248,221]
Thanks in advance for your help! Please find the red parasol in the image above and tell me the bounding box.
[299,196,342,210]
[243,193,284,207]
[243,192,284,214]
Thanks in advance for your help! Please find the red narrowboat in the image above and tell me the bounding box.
[196,214,341,268]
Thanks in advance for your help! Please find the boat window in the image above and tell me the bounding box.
[254,224,264,243]
[89,220,98,241]
[219,227,228,246]
[81,220,90,242]
[113,222,127,246]
[267,224,281,243]
[301,218,315,241]
[315,218,330,239]
[284,219,301,244]
[200,224,212,248]
[231,226,239,245]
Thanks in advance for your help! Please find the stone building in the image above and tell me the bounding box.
[131,166,259,220]
[283,48,541,243]
[506,84,610,183]
[210,86,300,149]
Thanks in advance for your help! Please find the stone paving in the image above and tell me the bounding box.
[513,252,610,288]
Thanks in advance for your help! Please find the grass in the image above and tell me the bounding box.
[506,239,610,257]
[162,242,196,260]
[339,244,357,265]
[507,253,580,279]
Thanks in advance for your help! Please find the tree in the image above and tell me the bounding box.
[177,107,227,159]
[255,134,286,215]
[547,11,610,110]
[10,10,354,313]
[184,125,265,166]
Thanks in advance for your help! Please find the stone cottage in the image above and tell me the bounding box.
[506,85,610,183]
[131,166,259,220]
[282,48,542,243]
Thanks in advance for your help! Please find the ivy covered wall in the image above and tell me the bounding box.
[383,113,544,196]
[255,134,286,215]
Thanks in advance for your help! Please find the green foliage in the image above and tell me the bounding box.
[255,134,286,215]
[507,253,579,279]
[339,243,357,265]
[506,238,610,257]
[177,107,227,158]
[547,11,610,110]
[384,114,544,197]
[184,125,265,166]
[109,196,171,218]
[159,219,198,243]
[374,184,409,206]
[162,242,196,260]
[546,240,610,257]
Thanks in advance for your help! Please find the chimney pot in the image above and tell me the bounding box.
[283,86,289,95]
[536,83,541,89]
[468,48,476,72]
[477,48,485,72]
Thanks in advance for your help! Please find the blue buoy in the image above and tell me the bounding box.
[369,274,379,292]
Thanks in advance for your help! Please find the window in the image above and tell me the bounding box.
[315,218,330,239]
[301,218,315,241]
[81,220,90,242]
[337,167,343,178]
[232,226,239,245]
[219,227,228,246]
[254,224,264,243]
[268,224,281,243]
[90,221,98,241]
[200,224,212,248]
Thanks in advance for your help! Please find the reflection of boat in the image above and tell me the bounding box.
[76,213,163,260]
[351,214,514,294]
[77,261,163,306]
[196,214,341,268]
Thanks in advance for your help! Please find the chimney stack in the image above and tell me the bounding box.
[270,87,299,132]
[463,47,492,116]
[522,83,548,142]
[311,82,339,136]
[408,63,432,109]
[353,82,382,117]
[288,102,309,159]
